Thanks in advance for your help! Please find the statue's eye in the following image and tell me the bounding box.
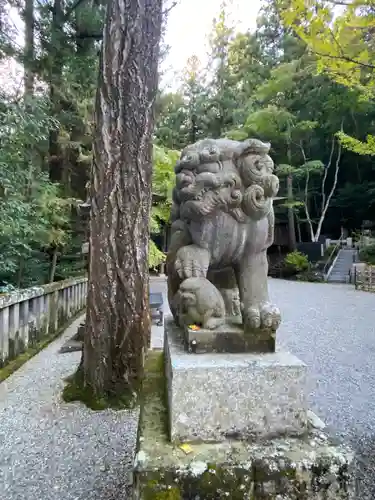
[209,148,217,155]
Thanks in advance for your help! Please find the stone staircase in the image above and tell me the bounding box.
[326,247,357,283]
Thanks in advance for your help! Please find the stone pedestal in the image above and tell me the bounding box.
[133,319,355,499]
[133,350,355,499]
[166,319,307,443]
[183,315,275,353]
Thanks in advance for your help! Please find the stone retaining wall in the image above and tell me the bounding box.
[0,277,88,367]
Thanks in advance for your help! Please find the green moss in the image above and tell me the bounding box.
[141,351,169,440]
[143,482,181,500]
[0,311,84,384]
[62,367,140,411]
[139,466,255,499]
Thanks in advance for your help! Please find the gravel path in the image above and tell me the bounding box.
[2,278,375,499]
[271,278,375,499]
[0,315,138,500]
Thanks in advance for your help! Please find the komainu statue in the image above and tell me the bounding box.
[166,137,281,342]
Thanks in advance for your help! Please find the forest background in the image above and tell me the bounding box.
[0,0,374,288]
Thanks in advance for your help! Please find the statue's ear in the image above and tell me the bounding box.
[236,138,271,157]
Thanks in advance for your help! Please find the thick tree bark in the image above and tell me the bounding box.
[83,0,162,399]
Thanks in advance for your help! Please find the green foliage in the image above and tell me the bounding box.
[284,251,309,272]
[152,145,179,202]
[149,145,179,271]
[359,244,375,265]
[0,97,72,283]
[148,240,166,271]
[295,269,324,282]
[3,0,375,285]
[245,106,295,141]
[337,132,375,157]
[279,0,375,95]
[279,0,375,155]
[151,144,179,233]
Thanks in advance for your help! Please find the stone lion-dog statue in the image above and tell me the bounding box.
[166,137,281,333]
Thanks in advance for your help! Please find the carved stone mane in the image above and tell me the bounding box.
[171,138,279,225]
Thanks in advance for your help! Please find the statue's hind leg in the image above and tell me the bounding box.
[208,268,240,317]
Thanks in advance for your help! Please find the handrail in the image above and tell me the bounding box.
[323,232,344,277]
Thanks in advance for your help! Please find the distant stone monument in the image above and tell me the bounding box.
[133,138,355,499]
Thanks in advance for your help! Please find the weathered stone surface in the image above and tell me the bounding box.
[183,316,275,353]
[166,138,281,346]
[0,276,88,309]
[0,278,87,368]
[165,319,308,443]
[133,352,355,499]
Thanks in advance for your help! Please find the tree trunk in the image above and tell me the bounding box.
[18,0,34,289]
[295,214,302,243]
[49,247,58,283]
[287,174,296,250]
[24,0,34,97]
[82,0,162,400]
[286,124,296,250]
[48,0,64,184]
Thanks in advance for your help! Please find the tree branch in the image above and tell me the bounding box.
[315,120,344,241]
[321,136,335,215]
[314,50,375,71]
[299,141,315,241]
[75,32,103,40]
[163,1,178,16]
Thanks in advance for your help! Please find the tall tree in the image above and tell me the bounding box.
[182,55,207,143]
[82,0,162,401]
[206,2,236,137]
[279,0,375,155]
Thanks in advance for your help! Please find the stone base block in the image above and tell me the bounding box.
[183,315,275,353]
[165,319,308,443]
[133,352,355,499]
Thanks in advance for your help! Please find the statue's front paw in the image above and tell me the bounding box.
[204,316,225,330]
[243,303,281,331]
[175,245,210,280]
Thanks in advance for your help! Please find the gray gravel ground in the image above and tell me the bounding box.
[0,315,139,500]
[2,278,375,499]
[270,278,375,499]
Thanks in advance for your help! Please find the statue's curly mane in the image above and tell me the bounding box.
[172,138,278,224]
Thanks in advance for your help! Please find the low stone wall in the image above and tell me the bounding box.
[0,277,88,367]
